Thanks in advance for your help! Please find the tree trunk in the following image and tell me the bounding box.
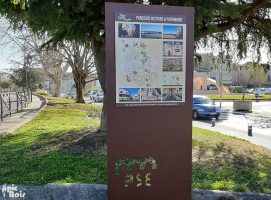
[51,78,60,97]
[73,70,86,103]
[92,40,107,133]
[57,78,62,97]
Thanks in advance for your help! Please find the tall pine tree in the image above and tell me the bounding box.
[1,0,270,132]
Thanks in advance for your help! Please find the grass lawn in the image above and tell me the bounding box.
[192,128,271,193]
[207,94,271,100]
[0,96,106,184]
[0,96,270,194]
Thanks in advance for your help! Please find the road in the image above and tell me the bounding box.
[84,95,271,149]
[193,101,271,149]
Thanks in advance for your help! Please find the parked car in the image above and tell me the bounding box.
[89,90,101,101]
[94,93,104,102]
[245,88,254,93]
[89,91,104,102]
[229,86,244,93]
[192,95,220,120]
[207,84,218,90]
[254,87,271,95]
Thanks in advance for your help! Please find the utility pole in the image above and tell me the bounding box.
[24,54,32,91]
[219,67,223,108]
[0,72,2,93]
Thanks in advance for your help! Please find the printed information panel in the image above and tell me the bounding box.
[115,13,186,107]
[106,3,194,200]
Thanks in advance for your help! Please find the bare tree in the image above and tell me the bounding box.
[58,41,97,103]
[0,20,68,96]
[15,31,69,97]
[36,47,69,97]
[1,18,97,103]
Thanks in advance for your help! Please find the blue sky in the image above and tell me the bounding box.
[0,17,22,72]
[163,25,177,35]
[141,24,162,33]
[0,44,21,71]
[123,88,140,97]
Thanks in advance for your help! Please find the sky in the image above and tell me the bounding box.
[197,44,270,65]
[141,24,163,33]
[0,43,22,72]
[0,17,22,72]
[124,88,140,97]
[163,25,177,35]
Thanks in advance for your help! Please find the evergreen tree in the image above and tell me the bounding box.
[10,67,42,91]
[1,0,270,132]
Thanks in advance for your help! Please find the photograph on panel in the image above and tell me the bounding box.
[162,87,182,101]
[163,58,183,72]
[141,88,162,101]
[141,24,163,39]
[118,23,140,38]
[119,88,140,102]
[163,41,183,57]
[163,25,183,39]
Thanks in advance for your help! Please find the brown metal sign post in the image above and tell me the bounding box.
[106,3,194,200]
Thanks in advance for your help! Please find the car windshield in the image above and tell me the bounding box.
[193,97,212,104]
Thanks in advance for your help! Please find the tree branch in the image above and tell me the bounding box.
[85,77,98,83]
[199,0,270,39]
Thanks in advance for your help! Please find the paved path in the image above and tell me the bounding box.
[0,95,46,137]
[193,101,271,149]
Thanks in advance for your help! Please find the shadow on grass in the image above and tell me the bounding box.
[192,139,271,194]
[28,128,106,156]
[47,102,72,106]
[0,101,106,185]
[0,129,107,185]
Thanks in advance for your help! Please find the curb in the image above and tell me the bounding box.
[212,99,271,102]
[34,94,48,114]
[193,189,271,200]
[0,184,270,200]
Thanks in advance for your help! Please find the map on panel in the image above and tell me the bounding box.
[119,40,160,87]
[115,13,186,107]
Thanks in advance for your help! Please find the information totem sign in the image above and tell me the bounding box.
[106,3,194,200]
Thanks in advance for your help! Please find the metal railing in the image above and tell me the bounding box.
[0,91,32,122]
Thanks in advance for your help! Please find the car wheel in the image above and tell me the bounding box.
[215,115,219,120]
[193,110,199,120]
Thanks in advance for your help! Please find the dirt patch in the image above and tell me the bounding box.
[28,128,106,156]
[61,131,107,155]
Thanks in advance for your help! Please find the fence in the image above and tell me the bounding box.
[0,91,32,121]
